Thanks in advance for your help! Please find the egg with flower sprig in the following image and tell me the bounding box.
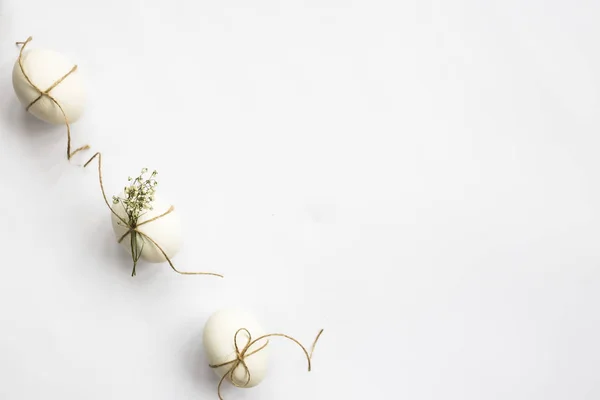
[110,168,183,276]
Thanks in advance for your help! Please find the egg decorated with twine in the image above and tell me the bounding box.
[203,309,324,400]
[111,195,183,265]
[12,38,85,125]
[203,309,270,389]
[85,155,222,278]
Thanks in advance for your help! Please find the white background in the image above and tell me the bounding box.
[1,1,600,399]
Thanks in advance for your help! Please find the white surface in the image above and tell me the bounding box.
[0,1,600,399]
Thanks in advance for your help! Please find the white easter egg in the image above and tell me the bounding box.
[203,309,270,388]
[12,48,85,125]
[111,196,182,263]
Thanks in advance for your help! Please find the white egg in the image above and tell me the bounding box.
[111,196,182,263]
[203,309,269,388]
[12,48,85,125]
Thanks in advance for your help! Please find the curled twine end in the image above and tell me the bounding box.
[16,36,32,46]
[209,328,324,400]
[15,36,88,162]
[83,152,224,278]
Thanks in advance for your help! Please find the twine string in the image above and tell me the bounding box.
[84,152,224,278]
[209,328,324,400]
[16,36,89,160]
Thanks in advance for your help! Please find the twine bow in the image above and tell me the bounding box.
[84,152,223,278]
[16,37,90,160]
[209,328,324,400]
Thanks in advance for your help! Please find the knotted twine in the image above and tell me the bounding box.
[209,328,324,400]
[16,37,90,160]
[84,152,224,278]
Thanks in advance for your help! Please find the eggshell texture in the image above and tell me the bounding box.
[203,309,269,388]
[111,196,182,263]
[12,48,85,125]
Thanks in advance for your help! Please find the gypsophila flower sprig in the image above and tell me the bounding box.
[112,168,159,276]
[113,168,158,221]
